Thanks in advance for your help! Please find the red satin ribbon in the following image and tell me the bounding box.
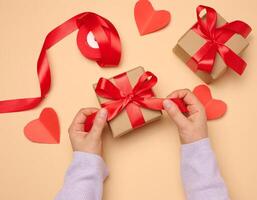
[0,12,121,113]
[188,5,252,74]
[84,71,188,132]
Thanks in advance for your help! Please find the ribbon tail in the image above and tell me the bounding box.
[0,97,42,113]
[0,12,121,114]
[171,98,188,113]
[84,112,97,132]
[218,45,246,75]
[196,43,217,73]
[84,100,125,132]
[0,13,84,113]
[136,97,188,113]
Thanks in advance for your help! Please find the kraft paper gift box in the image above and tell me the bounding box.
[93,67,162,138]
[173,8,250,84]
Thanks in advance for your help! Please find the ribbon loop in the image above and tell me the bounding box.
[133,71,157,96]
[196,5,217,40]
[95,78,123,100]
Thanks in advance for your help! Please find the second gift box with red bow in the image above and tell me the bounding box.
[173,5,252,84]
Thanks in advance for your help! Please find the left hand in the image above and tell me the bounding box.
[68,108,108,156]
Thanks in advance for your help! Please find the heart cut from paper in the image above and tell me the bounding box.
[134,0,171,35]
[24,108,60,144]
[193,85,227,120]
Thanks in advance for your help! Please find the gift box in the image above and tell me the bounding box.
[93,67,162,137]
[173,5,252,84]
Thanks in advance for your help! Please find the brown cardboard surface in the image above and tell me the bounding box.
[174,13,249,83]
[94,67,162,138]
[0,1,256,200]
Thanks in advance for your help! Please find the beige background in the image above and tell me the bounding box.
[0,0,256,199]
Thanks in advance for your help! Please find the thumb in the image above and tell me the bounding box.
[90,108,108,138]
[163,99,189,129]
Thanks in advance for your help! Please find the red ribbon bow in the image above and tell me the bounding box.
[0,12,121,113]
[189,5,251,74]
[84,71,188,132]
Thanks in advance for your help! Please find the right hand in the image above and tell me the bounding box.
[163,89,208,144]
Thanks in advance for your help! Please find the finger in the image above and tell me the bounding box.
[90,108,108,139]
[163,99,189,128]
[69,108,99,132]
[168,89,201,106]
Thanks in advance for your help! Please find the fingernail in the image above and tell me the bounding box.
[98,108,107,119]
[163,99,172,109]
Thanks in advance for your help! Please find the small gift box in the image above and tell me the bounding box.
[93,67,162,137]
[84,67,188,137]
[173,5,252,83]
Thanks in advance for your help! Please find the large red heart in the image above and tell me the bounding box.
[24,108,60,144]
[134,0,171,35]
[193,85,227,120]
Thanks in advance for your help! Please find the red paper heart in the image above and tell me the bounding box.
[193,85,227,120]
[24,108,60,144]
[134,0,171,35]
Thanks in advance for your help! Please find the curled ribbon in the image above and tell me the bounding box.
[84,71,188,132]
[0,12,121,113]
[188,5,252,74]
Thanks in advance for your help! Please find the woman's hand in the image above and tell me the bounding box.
[68,108,108,156]
[163,89,208,144]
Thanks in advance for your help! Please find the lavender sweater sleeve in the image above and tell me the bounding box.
[56,139,229,200]
[55,152,108,200]
[181,138,230,200]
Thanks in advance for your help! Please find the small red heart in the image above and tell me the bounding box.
[193,85,227,120]
[24,108,60,144]
[134,0,171,35]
